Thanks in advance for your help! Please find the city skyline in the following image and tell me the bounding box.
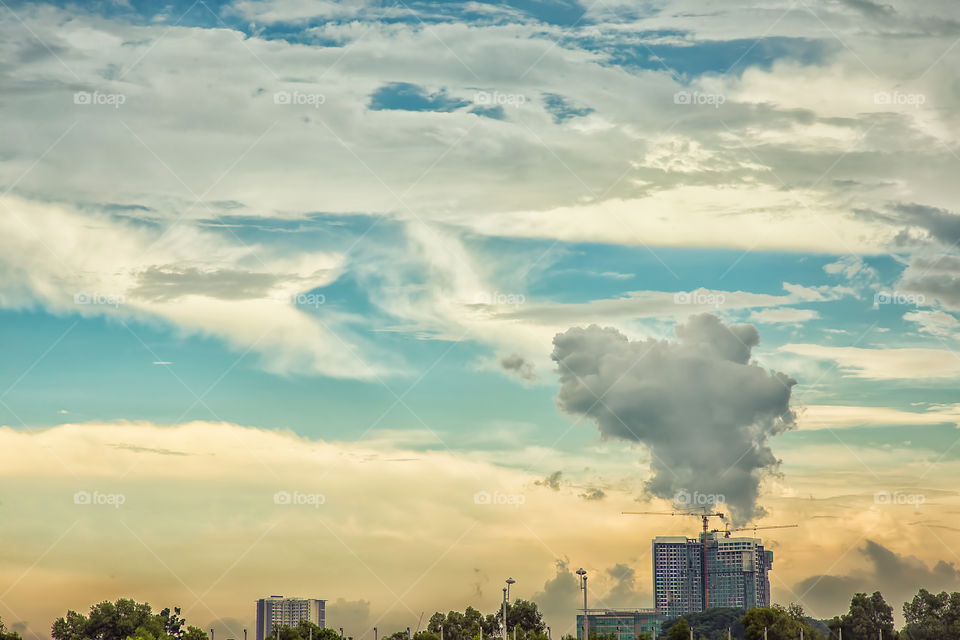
[1,0,960,639]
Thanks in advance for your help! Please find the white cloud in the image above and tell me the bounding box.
[749,308,820,324]
[0,196,388,379]
[780,343,960,379]
[824,256,880,285]
[797,403,960,429]
[904,309,960,336]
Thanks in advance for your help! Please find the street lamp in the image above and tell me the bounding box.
[503,578,516,640]
[502,588,509,640]
[576,569,587,640]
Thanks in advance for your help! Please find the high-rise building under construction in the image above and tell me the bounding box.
[652,532,773,618]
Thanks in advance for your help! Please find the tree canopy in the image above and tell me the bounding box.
[741,604,825,640]
[0,617,24,640]
[901,588,960,640]
[663,608,744,640]
[664,618,690,640]
[270,622,341,640]
[424,601,545,640]
[827,592,897,640]
[51,600,208,640]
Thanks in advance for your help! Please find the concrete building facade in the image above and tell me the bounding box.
[652,532,772,618]
[255,596,325,640]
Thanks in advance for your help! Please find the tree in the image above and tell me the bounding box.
[742,605,825,640]
[52,599,208,640]
[427,602,543,640]
[665,618,690,640]
[0,618,23,640]
[268,622,341,640]
[502,601,545,637]
[827,592,896,640]
[663,608,744,640]
[902,588,960,640]
[427,608,493,640]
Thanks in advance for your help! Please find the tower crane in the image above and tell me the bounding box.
[621,509,726,534]
[622,508,726,608]
[713,523,798,538]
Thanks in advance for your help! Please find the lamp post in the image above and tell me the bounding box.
[503,578,516,640]
[374,629,377,640]
[502,588,509,640]
[576,568,587,640]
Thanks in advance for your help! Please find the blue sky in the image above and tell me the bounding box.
[1,0,960,636]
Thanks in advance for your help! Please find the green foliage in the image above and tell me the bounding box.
[901,588,960,640]
[425,601,544,640]
[741,604,826,640]
[665,618,690,640]
[51,600,208,640]
[0,617,24,640]
[268,622,341,640]
[663,608,744,640]
[827,592,896,640]
[425,606,492,640]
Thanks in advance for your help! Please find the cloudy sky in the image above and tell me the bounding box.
[1,0,960,636]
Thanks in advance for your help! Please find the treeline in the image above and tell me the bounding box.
[0,598,550,640]
[4,589,960,640]
[662,587,960,639]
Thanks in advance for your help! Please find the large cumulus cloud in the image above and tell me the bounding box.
[551,314,797,524]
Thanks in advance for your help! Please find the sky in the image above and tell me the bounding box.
[1,0,960,636]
